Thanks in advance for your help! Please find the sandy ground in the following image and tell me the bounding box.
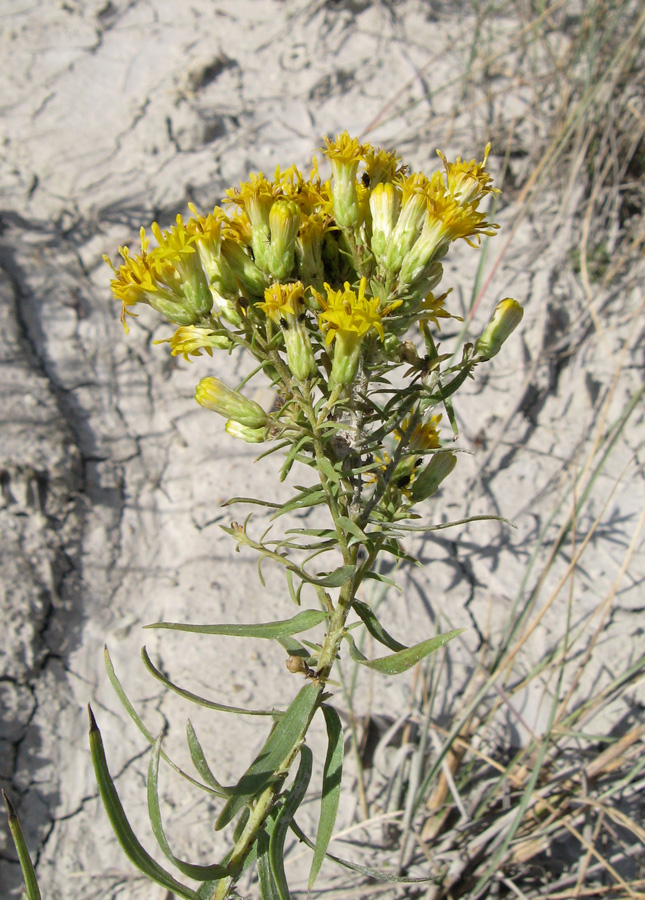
[1,1,643,898]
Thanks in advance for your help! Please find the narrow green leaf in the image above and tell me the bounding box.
[216,682,320,831]
[309,706,344,889]
[306,565,354,588]
[186,720,230,795]
[141,648,277,717]
[221,496,281,509]
[377,514,515,533]
[335,516,368,543]
[344,629,464,675]
[104,647,222,794]
[3,791,42,900]
[272,487,327,518]
[352,600,407,652]
[290,819,437,884]
[362,570,403,592]
[270,745,313,900]
[257,830,282,900]
[285,568,301,606]
[146,609,327,639]
[88,707,198,900]
[317,455,340,483]
[147,735,228,881]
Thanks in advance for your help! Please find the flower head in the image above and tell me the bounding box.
[156,325,231,360]
[437,143,499,206]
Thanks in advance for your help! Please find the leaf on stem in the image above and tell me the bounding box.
[104,646,224,794]
[270,745,313,900]
[309,705,344,889]
[141,647,278,717]
[216,682,320,830]
[344,629,464,675]
[352,599,407,652]
[290,819,438,884]
[2,791,42,900]
[146,608,327,638]
[88,706,199,900]
[186,720,231,795]
[147,734,229,881]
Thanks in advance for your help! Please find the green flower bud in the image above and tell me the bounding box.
[195,377,268,428]
[383,191,427,275]
[225,420,267,443]
[410,451,457,502]
[267,200,300,281]
[369,182,401,262]
[221,240,266,298]
[475,299,524,360]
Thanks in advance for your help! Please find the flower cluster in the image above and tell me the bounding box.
[105,133,523,516]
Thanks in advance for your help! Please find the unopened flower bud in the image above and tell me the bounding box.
[383,191,427,275]
[410,451,457,502]
[475,299,524,360]
[221,240,266,298]
[195,377,268,428]
[369,183,401,262]
[267,200,300,281]
[225,420,267,443]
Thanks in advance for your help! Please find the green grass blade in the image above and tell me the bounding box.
[309,705,344,889]
[145,608,327,638]
[147,734,228,882]
[270,745,313,900]
[186,720,231,795]
[141,647,278,716]
[216,682,320,831]
[344,629,464,675]
[88,706,199,900]
[104,646,224,794]
[2,791,42,900]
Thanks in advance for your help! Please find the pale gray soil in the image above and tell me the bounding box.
[1,2,643,898]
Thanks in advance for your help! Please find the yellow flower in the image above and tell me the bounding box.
[258,282,304,323]
[395,414,442,452]
[322,131,365,229]
[362,145,402,186]
[104,227,202,331]
[317,277,385,344]
[316,278,399,386]
[224,172,278,269]
[418,289,458,330]
[437,143,499,206]
[156,325,231,360]
[258,283,316,381]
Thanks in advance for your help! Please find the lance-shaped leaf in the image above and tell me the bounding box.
[352,599,407,653]
[291,819,438,884]
[272,485,327,518]
[186,720,230,795]
[2,791,42,900]
[344,629,464,675]
[146,608,327,639]
[216,682,320,831]
[104,647,223,795]
[141,648,278,717]
[270,745,313,900]
[148,734,229,882]
[309,706,343,889]
[88,707,199,900]
[257,830,282,900]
